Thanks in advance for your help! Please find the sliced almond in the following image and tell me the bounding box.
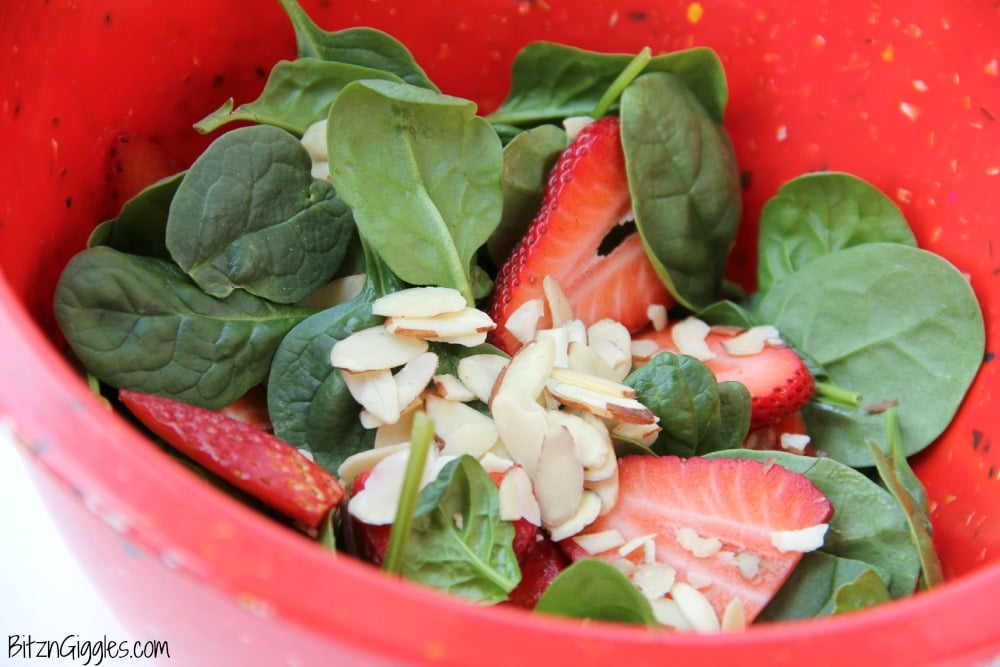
[426,331,489,347]
[491,337,556,406]
[650,598,693,631]
[780,432,811,454]
[337,442,410,488]
[490,392,548,477]
[550,366,637,399]
[630,338,661,363]
[632,562,677,600]
[457,354,509,403]
[534,425,584,527]
[548,381,657,425]
[373,409,418,448]
[733,551,761,580]
[386,307,495,339]
[562,115,594,140]
[424,394,498,459]
[585,467,620,514]
[647,303,668,332]
[300,119,328,162]
[570,529,626,555]
[503,298,545,346]
[478,451,515,474]
[347,446,452,525]
[671,581,721,633]
[543,275,574,327]
[296,273,366,310]
[587,319,633,381]
[498,465,541,525]
[721,598,747,632]
[567,340,621,382]
[371,286,466,318]
[342,368,401,425]
[676,527,723,558]
[687,571,714,589]
[671,317,715,361]
[544,409,612,470]
[618,533,657,558]
[394,351,439,407]
[721,325,781,356]
[611,420,662,448]
[547,490,602,541]
[535,327,570,368]
[771,523,829,553]
[331,325,429,372]
[609,558,638,578]
[431,373,476,402]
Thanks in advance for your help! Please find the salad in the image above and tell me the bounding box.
[52,0,984,631]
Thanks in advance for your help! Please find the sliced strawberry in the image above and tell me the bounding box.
[119,389,342,530]
[104,131,182,218]
[559,455,833,625]
[345,468,538,567]
[217,385,273,433]
[634,323,815,429]
[506,534,569,610]
[488,116,673,354]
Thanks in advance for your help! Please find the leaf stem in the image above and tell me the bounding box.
[382,411,435,575]
[813,381,863,409]
[592,47,652,118]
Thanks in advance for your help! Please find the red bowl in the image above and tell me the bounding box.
[2,1,999,665]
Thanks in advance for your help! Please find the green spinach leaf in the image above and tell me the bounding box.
[54,246,311,409]
[621,72,742,311]
[757,551,891,621]
[486,43,727,129]
[88,172,184,261]
[625,352,750,456]
[487,123,568,267]
[403,455,520,604]
[279,0,437,90]
[534,559,659,626]
[756,172,916,294]
[167,124,354,304]
[195,58,403,135]
[755,243,985,466]
[715,450,920,598]
[326,79,503,303]
[268,243,403,469]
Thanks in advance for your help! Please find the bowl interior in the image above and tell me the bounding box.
[2,0,999,663]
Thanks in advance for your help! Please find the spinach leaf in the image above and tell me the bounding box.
[278,0,437,90]
[714,450,920,598]
[621,72,742,311]
[403,455,520,604]
[486,43,727,129]
[167,124,354,304]
[53,246,311,409]
[755,243,985,466]
[326,79,503,304]
[89,172,183,261]
[534,559,659,627]
[195,58,403,135]
[268,243,403,469]
[487,123,568,267]
[757,172,916,294]
[757,551,890,621]
[625,352,750,456]
[696,299,758,329]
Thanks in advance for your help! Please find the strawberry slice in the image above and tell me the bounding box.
[217,385,273,433]
[488,116,673,353]
[634,323,815,429]
[119,389,342,530]
[344,468,538,567]
[506,534,569,610]
[559,455,833,626]
[104,131,182,217]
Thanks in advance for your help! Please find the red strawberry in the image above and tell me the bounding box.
[104,131,181,217]
[119,389,342,530]
[634,323,815,429]
[345,468,538,567]
[488,116,673,354]
[559,455,833,626]
[506,534,569,609]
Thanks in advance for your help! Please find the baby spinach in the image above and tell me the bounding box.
[758,551,890,621]
[716,450,920,599]
[486,42,727,129]
[756,172,916,294]
[279,0,437,91]
[268,243,403,469]
[166,124,354,304]
[326,79,503,304]
[534,559,659,627]
[621,72,742,310]
[54,246,311,409]
[487,123,568,267]
[755,243,985,466]
[195,58,403,135]
[88,172,183,261]
[625,352,750,456]
[403,455,520,604]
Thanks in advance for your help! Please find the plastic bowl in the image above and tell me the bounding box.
[2,1,998,665]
